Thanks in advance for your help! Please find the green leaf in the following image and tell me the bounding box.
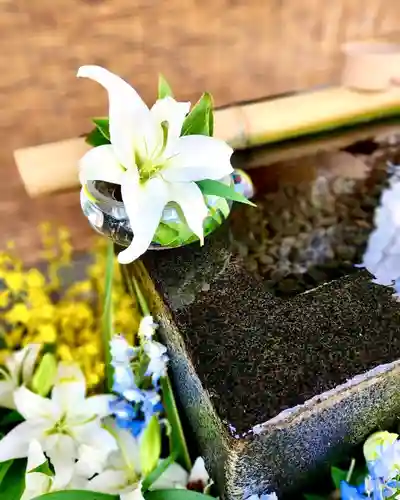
[145,490,213,500]
[161,375,191,471]
[142,453,177,491]
[181,93,213,137]
[208,104,214,137]
[158,75,174,99]
[331,466,347,489]
[102,242,115,392]
[31,353,57,396]
[86,127,110,147]
[29,459,53,477]
[153,223,180,246]
[32,491,118,500]
[92,118,110,141]
[0,410,24,427]
[0,458,26,500]
[0,459,13,487]
[140,415,162,477]
[197,179,256,206]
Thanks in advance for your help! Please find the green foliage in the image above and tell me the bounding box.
[92,118,110,141]
[29,459,54,477]
[197,180,256,206]
[0,410,24,427]
[145,490,214,500]
[158,75,174,99]
[86,118,110,147]
[0,458,26,499]
[102,242,115,391]
[31,353,57,397]
[160,376,191,471]
[140,415,162,477]
[0,459,13,487]
[142,454,177,491]
[181,93,213,137]
[331,466,347,489]
[32,492,118,500]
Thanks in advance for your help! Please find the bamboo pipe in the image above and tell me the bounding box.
[14,41,400,198]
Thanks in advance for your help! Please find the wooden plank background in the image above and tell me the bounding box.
[1,0,399,262]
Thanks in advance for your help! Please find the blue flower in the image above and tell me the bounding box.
[368,440,400,482]
[340,481,366,500]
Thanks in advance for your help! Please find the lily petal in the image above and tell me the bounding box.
[46,434,77,490]
[51,363,86,414]
[21,344,42,383]
[118,172,169,264]
[75,443,110,478]
[168,181,208,244]
[82,394,117,418]
[188,457,210,484]
[88,468,128,494]
[150,461,189,490]
[75,421,118,457]
[121,487,146,500]
[21,441,53,500]
[0,380,16,409]
[151,97,190,153]
[0,421,45,461]
[79,144,125,186]
[115,427,141,471]
[163,135,233,182]
[14,386,58,421]
[77,65,156,170]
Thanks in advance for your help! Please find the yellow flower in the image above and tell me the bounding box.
[0,290,10,308]
[25,269,46,289]
[6,303,30,324]
[35,324,57,344]
[4,272,25,293]
[0,224,142,388]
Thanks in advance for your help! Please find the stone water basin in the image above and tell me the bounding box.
[138,125,400,499]
[231,133,400,297]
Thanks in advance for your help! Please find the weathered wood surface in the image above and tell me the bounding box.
[1,0,399,262]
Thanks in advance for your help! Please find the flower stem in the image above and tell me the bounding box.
[102,242,115,392]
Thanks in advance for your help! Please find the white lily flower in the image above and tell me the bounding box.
[0,362,117,487]
[21,440,91,499]
[88,422,191,500]
[0,344,41,409]
[77,65,233,264]
[21,441,54,500]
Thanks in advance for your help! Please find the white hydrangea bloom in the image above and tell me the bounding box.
[361,169,400,298]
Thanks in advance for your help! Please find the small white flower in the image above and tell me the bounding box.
[0,362,117,486]
[138,316,157,340]
[110,335,138,365]
[361,179,400,293]
[246,494,278,500]
[0,344,41,409]
[144,340,169,383]
[78,65,233,264]
[150,456,210,492]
